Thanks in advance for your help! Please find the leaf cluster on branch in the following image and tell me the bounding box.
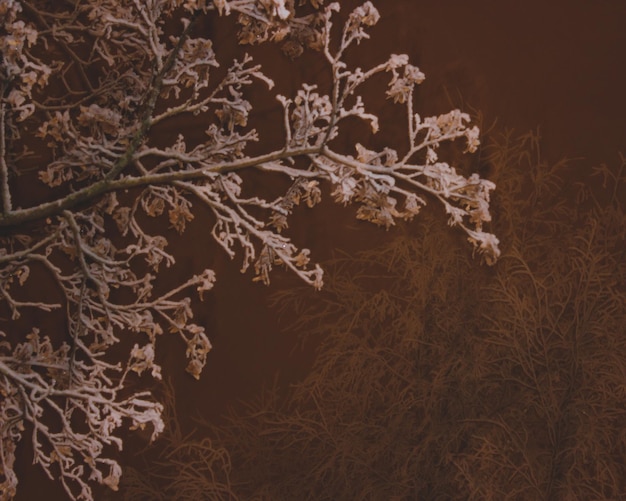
[0,0,498,498]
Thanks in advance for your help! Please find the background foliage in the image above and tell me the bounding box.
[124,129,626,500]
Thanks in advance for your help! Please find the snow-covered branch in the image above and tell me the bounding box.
[0,0,499,498]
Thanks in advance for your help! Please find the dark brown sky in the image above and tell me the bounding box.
[385,0,626,166]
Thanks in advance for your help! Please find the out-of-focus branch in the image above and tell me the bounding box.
[0,104,11,214]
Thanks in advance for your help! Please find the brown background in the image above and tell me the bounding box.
[15,0,626,499]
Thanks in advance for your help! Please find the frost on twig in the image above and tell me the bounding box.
[0,0,498,498]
